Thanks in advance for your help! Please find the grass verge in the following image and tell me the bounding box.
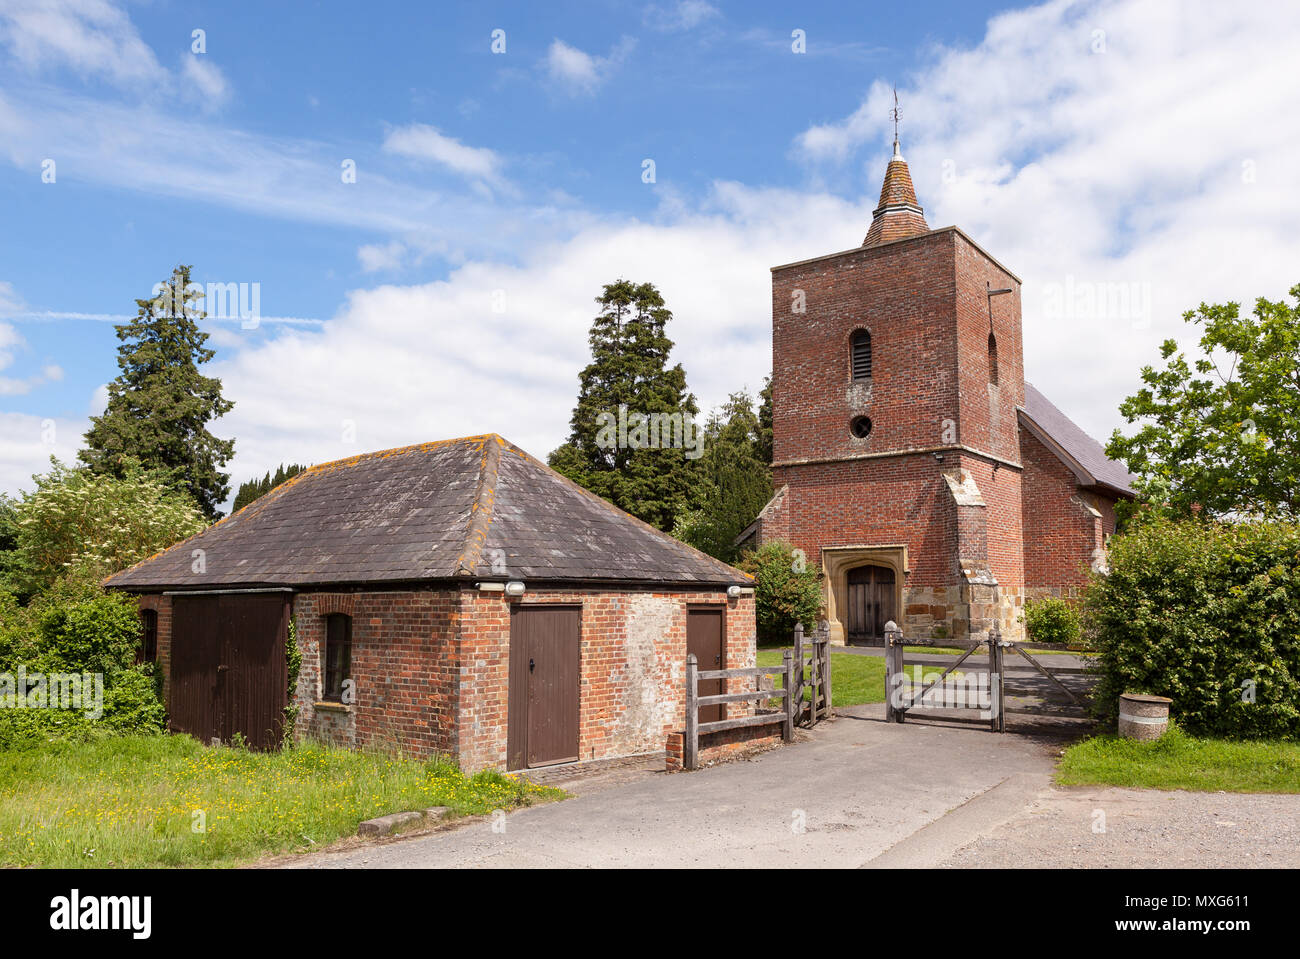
[0,734,564,867]
[1057,725,1300,793]
[755,650,950,708]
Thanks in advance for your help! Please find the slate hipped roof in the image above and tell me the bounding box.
[105,435,751,591]
[1019,383,1138,498]
[863,138,930,247]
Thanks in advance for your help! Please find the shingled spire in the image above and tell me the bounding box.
[862,90,929,247]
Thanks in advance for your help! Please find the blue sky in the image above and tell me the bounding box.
[2,0,1299,503]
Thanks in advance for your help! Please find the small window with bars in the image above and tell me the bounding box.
[138,609,158,664]
[851,329,872,380]
[988,331,999,385]
[324,614,352,702]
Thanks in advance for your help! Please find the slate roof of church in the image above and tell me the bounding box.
[105,434,751,591]
[1020,383,1138,498]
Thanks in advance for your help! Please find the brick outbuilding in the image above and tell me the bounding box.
[106,435,755,771]
[740,132,1136,644]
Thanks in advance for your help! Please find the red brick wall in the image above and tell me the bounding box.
[772,231,960,466]
[138,584,758,773]
[772,454,957,586]
[953,234,1023,462]
[955,454,1024,588]
[456,587,756,772]
[137,593,172,704]
[293,589,459,757]
[1019,429,1121,588]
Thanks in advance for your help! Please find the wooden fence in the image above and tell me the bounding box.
[683,652,794,771]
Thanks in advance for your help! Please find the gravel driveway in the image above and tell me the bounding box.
[942,785,1300,868]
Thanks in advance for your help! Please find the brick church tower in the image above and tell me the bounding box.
[741,127,1136,645]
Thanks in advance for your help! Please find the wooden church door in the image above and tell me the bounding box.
[846,565,896,646]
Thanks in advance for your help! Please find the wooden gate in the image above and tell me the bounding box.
[883,621,1085,731]
[792,621,831,726]
[169,592,289,750]
[846,565,895,646]
[507,605,581,770]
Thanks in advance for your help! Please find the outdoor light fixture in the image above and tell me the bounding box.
[504,581,526,596]
[727,585,742,598]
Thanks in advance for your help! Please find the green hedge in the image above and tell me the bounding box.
[0,575,165,749]
[1022,596,1082,645]
[1084,518,1300,739]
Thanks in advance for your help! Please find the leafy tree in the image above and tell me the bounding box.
[80,264,235,519]
[6,459,207,598]
[737,540,821,646]
[232,463,308,513]
[0,494,18,587]
[549,280,700,531]
[674,390,772,562]
[1107,283,1300,520]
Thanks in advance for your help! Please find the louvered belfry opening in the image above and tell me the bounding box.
[851,329,872,380]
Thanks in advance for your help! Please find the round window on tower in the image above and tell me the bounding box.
[850,416,873,439]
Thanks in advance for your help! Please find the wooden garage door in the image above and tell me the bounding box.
[507,605,581,770]
[170,593,289,750]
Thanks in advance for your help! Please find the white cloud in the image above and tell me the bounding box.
[208,182,864,496]
[791,0,1300,446]
[0,281,24,314]
[544,37,635,95]
[0,321,62,395]
[0,0,164,87]
[180,53,229,110]
[382,123,504,188]
[643,1,720,32]
[3,0,1299,508]
[0,87,584,262]
[0,412,84,491]
[357,241,408,273]
[0,1,234,111]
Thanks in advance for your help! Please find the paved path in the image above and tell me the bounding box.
[286,705,1068,869]
[281,701,1300,869]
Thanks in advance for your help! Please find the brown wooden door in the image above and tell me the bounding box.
[169,593,288,750]
[170,595,222,745]
[508,605,581,770]
[846,566,896,646]
[687,606,725,723]
[221,594,289,750]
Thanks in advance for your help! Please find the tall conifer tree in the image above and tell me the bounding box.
[81,265,235,519]
[549,280,700,531]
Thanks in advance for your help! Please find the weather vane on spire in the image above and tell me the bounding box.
[890,86,901,144]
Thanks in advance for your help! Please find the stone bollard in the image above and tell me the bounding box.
[1118,693,1172,740]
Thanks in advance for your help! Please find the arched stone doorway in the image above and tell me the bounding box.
[821,546,908,647]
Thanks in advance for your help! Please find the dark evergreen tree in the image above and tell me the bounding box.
[549,280,700,531]
[674,390,773,562]
[80,265,235,519]
[232,463,308,513]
